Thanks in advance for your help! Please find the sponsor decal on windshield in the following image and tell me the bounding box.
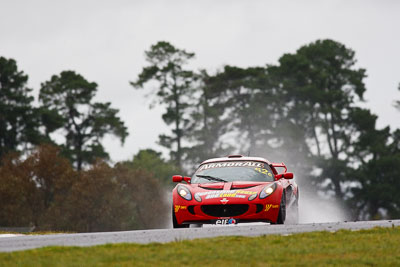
[196,190,257,199]
[198,161,264,171]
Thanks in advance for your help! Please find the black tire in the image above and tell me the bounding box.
[172,209,189,228]
[276,191,286,224]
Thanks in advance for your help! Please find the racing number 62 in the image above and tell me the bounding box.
[255,167,272,177]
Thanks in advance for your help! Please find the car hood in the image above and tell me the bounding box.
[193,181,272,190]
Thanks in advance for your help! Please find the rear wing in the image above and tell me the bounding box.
[270,162,288,174]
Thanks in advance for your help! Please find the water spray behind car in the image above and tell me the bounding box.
[253,148,350,223]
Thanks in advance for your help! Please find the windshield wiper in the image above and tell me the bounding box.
[196,175,227,183]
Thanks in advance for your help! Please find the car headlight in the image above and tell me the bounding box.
[248,193,258,201]
[194,193,202,202]
[177,185,192,201]
[259,183,277,199]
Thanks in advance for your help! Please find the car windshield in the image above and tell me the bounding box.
[191,161,275,183]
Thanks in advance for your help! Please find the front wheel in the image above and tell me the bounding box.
[275,191,286,224]
[172,209,189,228]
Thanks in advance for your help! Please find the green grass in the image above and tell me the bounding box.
[1,226,400,266]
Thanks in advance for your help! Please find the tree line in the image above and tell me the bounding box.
[0,56,177,231]
[0,145,170,231]
[1,39,400,232]
[0,59,128,170]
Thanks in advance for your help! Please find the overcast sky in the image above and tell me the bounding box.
[1,0,399,163]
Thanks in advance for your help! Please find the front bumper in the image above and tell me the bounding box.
[173,192,282,225]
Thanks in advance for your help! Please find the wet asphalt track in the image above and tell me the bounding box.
[1,219,399,252]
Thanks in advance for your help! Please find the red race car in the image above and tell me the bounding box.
[172,155,299,228]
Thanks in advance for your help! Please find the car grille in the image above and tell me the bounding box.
[256,204,264,213]
[188,206,195,215]
[201,204,249,217]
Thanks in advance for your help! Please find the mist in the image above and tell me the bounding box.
[164,190,173,229]
[253,138,350,224]
[298,188,349,223]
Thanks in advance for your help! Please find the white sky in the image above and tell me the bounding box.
[1,0,399,163]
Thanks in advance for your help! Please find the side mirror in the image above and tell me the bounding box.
[275,172,294,179]
[172,175,183,183]
[172,175,191,184]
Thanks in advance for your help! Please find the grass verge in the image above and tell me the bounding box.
[1,226,399,266]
